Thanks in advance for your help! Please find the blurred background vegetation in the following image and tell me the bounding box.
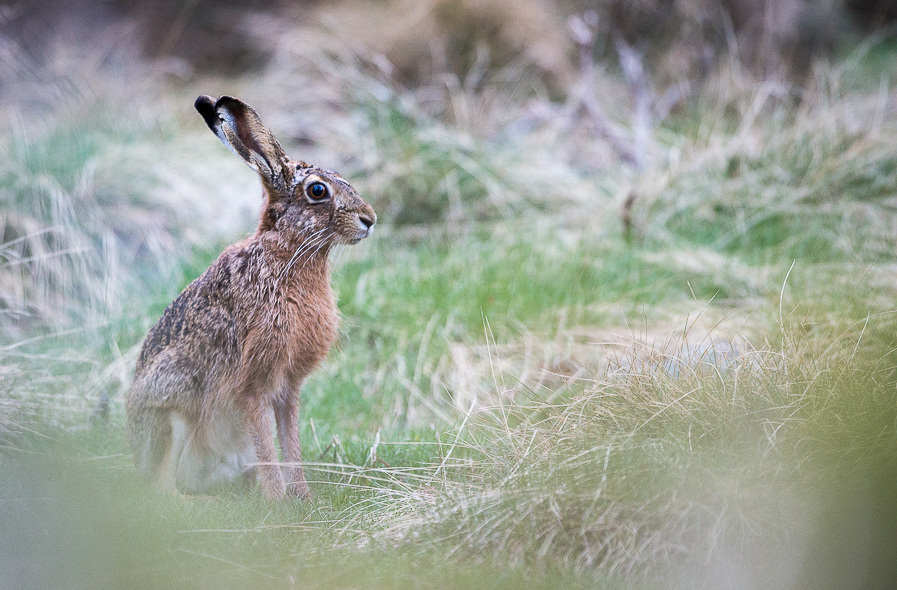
[2,0,897,588]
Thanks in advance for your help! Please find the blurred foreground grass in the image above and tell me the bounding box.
[2,13,897,590]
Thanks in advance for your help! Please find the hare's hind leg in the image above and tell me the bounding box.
[128,407,178,491]
[128,406,195,493]
[158,412,191,490]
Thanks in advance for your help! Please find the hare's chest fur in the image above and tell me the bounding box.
[228,241,338,386]
[275,282,339,376]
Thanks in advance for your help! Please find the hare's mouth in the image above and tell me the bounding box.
[346,230,370,245]
[342,231,369,245]
[348,213,375,243]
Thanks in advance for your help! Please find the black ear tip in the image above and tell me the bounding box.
[214,96,247,116]
[194,95,219,130]
[194,94,216,112]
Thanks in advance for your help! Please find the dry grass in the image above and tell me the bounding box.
[344,298,897,584]
[0,36,264,423]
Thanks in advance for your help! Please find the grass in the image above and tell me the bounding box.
[4,289,896,588]
[3,17,897,590]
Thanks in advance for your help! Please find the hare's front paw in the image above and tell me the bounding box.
[259,466,287,500]
[287,480,313,500]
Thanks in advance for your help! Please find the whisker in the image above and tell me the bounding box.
[332,244,347,268]
[277,228,329,283]
[298,234,334,270]
[293,232,334,274]
[282,230,335,279]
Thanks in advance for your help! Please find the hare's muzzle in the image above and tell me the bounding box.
[352,208,376,242]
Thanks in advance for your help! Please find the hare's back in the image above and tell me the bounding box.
[134,257,247,384]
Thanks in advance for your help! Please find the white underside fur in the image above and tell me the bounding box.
[164,408,265,492]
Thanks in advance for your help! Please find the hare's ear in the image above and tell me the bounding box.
[195,95,287,185]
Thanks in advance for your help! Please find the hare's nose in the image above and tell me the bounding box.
[358,212,376,229]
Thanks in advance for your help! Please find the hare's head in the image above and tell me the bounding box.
[195,95,376,246]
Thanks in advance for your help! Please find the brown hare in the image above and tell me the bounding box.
[126,95,376,500]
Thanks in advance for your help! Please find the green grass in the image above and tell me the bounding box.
[4,24,897,590]
[297,222,762,436]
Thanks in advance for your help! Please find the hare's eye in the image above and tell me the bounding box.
[306,182,329,201]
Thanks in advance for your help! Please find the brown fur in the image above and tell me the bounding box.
[127,95,376,500]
